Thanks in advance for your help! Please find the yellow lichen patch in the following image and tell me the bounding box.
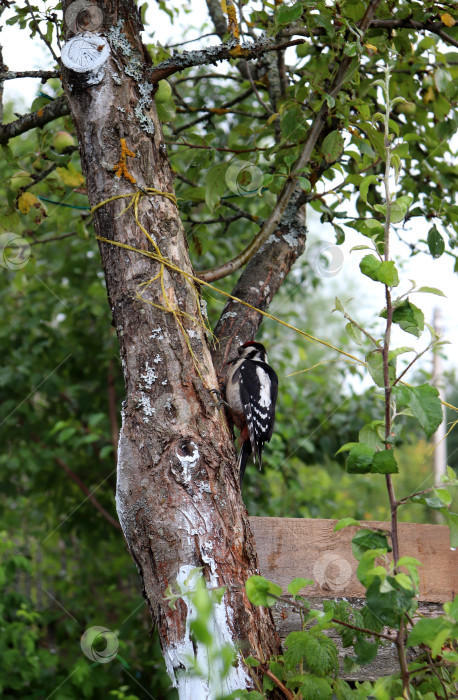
[225,1,240,42]
[208,108,230,115]
[229,45,249,58]
[114,138,137,184]
[441,12,456,27]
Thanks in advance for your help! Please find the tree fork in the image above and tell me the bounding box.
[60,1,281,695]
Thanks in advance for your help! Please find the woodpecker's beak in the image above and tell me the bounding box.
[226,356,237,365]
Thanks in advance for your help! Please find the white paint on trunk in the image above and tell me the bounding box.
[115,409,129,536]
[176,442,199,484]
[163,565,250,699]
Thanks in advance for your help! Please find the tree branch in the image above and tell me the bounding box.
[0,70,59,80]
[148,38,306,83]
[24,0,60,64]
[206,0,228,40]
[199,0,382,284]
[0,95,70,145]
[211,194,306,378]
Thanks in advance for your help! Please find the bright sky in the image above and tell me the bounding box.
[2,4,458,378]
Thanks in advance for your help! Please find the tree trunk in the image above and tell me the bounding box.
[61,2,280,696]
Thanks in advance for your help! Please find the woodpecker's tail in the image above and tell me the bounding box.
[237,440,252,486]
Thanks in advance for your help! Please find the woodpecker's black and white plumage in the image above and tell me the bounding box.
[226,341,278,484]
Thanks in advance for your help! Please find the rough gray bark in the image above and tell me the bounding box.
[60,1,281,696]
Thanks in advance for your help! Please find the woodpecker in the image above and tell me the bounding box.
[226,341,278,484]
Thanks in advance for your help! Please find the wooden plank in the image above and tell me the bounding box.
[250,517,457,603]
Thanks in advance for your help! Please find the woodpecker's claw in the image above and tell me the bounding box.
[210,388,229,409]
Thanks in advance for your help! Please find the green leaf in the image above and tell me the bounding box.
[280,103,304,140]
[353,636,379,665]
[156,99,176,123]
[366,575,416,627]
[359,256,399,287]
[346,443,375,474]
[305,634,339,675]
[332,678,358,700]
[334,517,361,532]
[190,617,212,644]
[407,617,451,649]
[410,494,445,510]
[434,67,452,92]
[288,577,314,595]
[391,153,401,183]
[336,442,359,454]
[299,674,333,699]
[359,421,385,450]
[205,164,228,212]
[416,286,446,297]
[394,572,415,591]
[444,595,458,622]
[322,130,345,164]
[299,176,311,192]
[346,322,363,345]
[433,488,452,506]
[378,260,399,287]
[360,254,380,282]
[397,556,421,590]
[275,1,304,27]
[397,384,442,439]
[383,299,425,337]
[244,655,261,667]
[245,575,282,607]
[427,225,445,258]
[356,548,387,587]
[283,630,308,668]
[371,450,398,474]
[351,529,390,561]
[443,511,458,548]
[389,346,415,359]
[366,349,396,388]
[359,175,378,203]
[390,195,413,224]
[333,296,345,313]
